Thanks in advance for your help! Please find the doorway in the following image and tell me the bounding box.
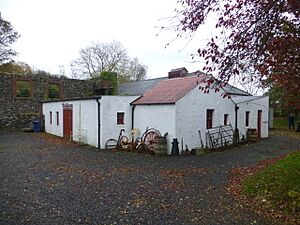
[63,104,73,140]
[257,110,262,138]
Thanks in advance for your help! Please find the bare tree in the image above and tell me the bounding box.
[0,13,20,64]
[71,40,147,81]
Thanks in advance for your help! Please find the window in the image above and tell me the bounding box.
[206,109,214,129]
[56,111,59,125]
[50,111,52,124]
[224,114,229,125]
[117,112,125,125]
[48,82,60,99]
[245,111,250,127]
[15,80,31,98]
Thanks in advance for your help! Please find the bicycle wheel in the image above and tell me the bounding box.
[105,138,118,150]
[137,143,149,153]
[120,135,128,144]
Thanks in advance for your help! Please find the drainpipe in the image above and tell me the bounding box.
[234,104,240,144]
[96,97,101,149]
[131,104,135,130]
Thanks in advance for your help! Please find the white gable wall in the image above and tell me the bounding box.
[236,96,269,139]
[175,86,235,150]
[133,104,176,154]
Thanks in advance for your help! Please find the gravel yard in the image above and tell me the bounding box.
[0,129,299,225]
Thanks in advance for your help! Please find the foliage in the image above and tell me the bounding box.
[0,13,20,64]
[243,151,300,216]
[174,0,300,108]
[16,80,30,98]
[71,40,147,82]
[273,117,289,129]
[48,83,60,99]
[100,71,118,95]
[0,61,32,74]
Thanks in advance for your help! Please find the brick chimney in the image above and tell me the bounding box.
[168,67,188,79]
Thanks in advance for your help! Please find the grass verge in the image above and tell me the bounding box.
[243,151,300,224]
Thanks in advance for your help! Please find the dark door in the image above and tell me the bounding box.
[257,110,262,138]
[63,106,73,140]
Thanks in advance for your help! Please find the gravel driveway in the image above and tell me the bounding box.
[0,129,299,225]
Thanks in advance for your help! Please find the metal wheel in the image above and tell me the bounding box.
[120,135,128,145]
[143,129,161,150]
[137,143,149,153]
[105,138,118,150]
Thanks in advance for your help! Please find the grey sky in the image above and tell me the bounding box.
[1,0,214,78]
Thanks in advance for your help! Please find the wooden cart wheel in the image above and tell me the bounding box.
[143,130,161,150]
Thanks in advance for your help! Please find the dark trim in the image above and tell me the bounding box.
[234,104,240,143]
[131,105,135,130]
[42,96,102,103]
[96,98,101,149]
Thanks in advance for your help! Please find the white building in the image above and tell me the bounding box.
[42,68,269,154]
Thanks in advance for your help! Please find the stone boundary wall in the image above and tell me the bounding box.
[0,73,93,129]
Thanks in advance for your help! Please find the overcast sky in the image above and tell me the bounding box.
[1,0,215,79]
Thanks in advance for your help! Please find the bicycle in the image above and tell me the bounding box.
[105,129,128,150]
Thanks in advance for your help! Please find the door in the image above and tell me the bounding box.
[257,110,262,138]
[63,105,73,140]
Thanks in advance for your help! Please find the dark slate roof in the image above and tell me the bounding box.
[222,84,251,96]
[118,77,167,95]
[131,76,204,105]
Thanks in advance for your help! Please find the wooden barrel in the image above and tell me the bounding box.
[154,136,167,155]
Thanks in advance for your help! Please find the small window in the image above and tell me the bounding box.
[50,111,52,124]
[48,82,60,99]
[224,114,229,125]
[117,112,125,125]
[56,111,59,125]
[245,111,250,127]
[206,109,214,129]
[15,80,31,98]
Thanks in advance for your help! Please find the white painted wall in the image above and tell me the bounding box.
[43,99,98,147]
[133,104,176,154]
[43,101,64,137]
[175,86,236,150]
[43,96,139,149]
[236,96,269,139]
[100,96,139,149]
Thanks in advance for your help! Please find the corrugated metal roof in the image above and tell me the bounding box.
[132,76,203,105]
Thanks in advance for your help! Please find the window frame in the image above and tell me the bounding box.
[48,81,61,99]
[224,114,229,126]
[56,111,59,126]
[245,111,250,127]
[117,112,125,125]
[14,79,32,98]
[206,109,214,129]
[50,111,53,125]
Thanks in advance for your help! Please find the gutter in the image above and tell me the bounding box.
[96,97,101,149]
[131,104,135,130]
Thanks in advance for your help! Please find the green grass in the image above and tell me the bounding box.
[273,117,289,129]
[243,151,300,214]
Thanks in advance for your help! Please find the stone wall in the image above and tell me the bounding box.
[0,73,93,129]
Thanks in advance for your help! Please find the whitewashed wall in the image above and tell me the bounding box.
[175,86,235,150]
[43,101,64,137]
[236,96,269,139]
[133,104,176,154]
[100,96,139,149]
[43,99,98,147]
